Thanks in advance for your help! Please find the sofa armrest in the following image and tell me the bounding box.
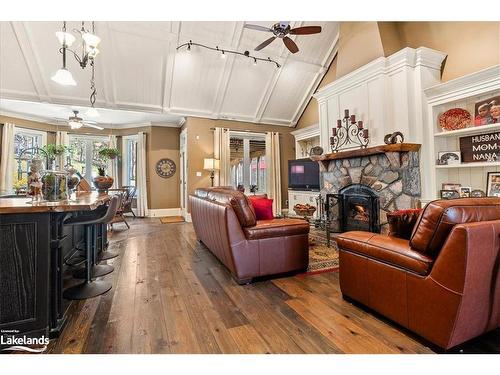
[429,219,500,341]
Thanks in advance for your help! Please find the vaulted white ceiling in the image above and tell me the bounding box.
[0,21,339,127]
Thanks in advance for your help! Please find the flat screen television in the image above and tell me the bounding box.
[288,158,320,191]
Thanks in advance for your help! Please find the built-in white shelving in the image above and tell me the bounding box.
[435,161,500,169]
[434,123,500,138]
[424,65,500,202]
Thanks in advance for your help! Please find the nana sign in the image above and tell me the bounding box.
[460,131,500,163]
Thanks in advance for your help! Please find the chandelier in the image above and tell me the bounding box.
[177,40,281,68]
[51,21,101,86]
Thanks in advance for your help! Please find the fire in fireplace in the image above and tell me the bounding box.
[326,184,380,233]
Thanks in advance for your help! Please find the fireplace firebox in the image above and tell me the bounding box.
[326,184,380,233]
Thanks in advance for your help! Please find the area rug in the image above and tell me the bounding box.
[303,228,340,275]
[159,216,185,224]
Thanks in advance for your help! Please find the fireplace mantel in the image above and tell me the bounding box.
[311,143,421,171]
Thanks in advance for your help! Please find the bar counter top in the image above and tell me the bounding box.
[0,192,110,214]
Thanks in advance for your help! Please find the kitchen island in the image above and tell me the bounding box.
[0,192,110,340]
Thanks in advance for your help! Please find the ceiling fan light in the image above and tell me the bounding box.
[51,68,77,86]
[55,31,76,47]
[69,120,83,129]
[82,32,101,49]
[85,108,100,117]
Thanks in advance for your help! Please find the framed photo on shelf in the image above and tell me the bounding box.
[442,183,461,192]
[486,172,500,197]
[438,151,461,165]
[474,95,500,126]
[441,190,460,200]
[459,186,471,198]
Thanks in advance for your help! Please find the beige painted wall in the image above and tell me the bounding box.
[147,126,180,210]
[181,116,296,211]
[397,22,500,82]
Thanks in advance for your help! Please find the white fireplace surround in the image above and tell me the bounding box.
[314,47,447,200]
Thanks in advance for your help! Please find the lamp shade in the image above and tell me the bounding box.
[51,68,77,86]
[68,120,83,129]
[82,32,101,48]
[203,158,220,170]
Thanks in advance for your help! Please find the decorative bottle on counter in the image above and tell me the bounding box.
[41,170,69,201]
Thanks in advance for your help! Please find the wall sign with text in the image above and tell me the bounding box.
[459,131,500,163]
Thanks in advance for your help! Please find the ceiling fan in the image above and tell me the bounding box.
[244,21,322,54]
[55,110,104,130]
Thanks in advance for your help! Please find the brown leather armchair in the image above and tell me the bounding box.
[189,187,309,284]
[336,198,500,349]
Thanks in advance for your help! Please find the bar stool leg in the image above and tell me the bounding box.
[100,222,119,260]
[63,225,112,300]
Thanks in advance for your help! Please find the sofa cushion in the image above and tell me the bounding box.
[243,218,309,240]
[410,197,500,257]
[206,189,257,227]
[336,231,434,275]
[250,198,274,220]
[387,208,423,240]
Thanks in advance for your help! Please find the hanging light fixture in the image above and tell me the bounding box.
[51,22,77,86]
[52,21,101,86]
[177,40,281,68]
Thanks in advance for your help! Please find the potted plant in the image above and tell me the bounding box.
[93,147,120,193]
[98,147,120,160]
[41,144,68,169]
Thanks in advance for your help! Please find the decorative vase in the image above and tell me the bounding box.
[93,175,114,193]
[41,170,68,201]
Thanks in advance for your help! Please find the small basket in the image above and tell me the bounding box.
[293,206,317,217]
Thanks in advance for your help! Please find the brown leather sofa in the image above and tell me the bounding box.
[189,187,310,284]
[336,197,500,349]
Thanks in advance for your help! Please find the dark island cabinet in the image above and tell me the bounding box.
[0,213,50,337]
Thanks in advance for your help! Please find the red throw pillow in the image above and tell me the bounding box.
[250,198,274,220]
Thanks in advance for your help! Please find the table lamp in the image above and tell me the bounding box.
[203,158,220,187]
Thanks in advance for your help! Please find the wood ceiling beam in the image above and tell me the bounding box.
[10,21,51,102]
[161,21,180,112]
[290,30,339,126]
[211,21,245,117]
[253,21,302,124]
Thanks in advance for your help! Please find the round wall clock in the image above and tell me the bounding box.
[155,158,176,178]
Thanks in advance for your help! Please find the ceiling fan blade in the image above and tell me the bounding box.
[289,26,322,35]
[84,123,104,130]
[254,36,276,51]
[244,24,272,32]
[283,36,299,54]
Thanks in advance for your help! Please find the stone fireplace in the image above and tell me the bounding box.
[316,146,421,234]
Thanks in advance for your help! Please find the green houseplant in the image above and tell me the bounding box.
[93,147,120,193]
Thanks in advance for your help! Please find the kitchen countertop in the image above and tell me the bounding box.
[0,192,111,214]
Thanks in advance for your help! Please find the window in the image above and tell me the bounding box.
[122,135,138,187]
[13,128,47,187]
[230,133,266,194]
[68,135,109,183]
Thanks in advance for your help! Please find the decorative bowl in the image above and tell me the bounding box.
[438,108,472,131]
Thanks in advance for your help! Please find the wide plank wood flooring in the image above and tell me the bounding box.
[47,218,499,354]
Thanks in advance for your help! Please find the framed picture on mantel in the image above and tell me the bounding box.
[459,131,500,163]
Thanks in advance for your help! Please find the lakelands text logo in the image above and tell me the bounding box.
[1,330,48,353]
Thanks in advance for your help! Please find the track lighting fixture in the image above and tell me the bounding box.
[177,40,281,68]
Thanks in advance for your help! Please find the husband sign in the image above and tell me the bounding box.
[460,131,500,163]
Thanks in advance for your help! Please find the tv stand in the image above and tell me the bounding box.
[287,189,320,219]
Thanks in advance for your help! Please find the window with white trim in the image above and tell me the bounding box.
[229,133,266,194]
[13,128,47,187]
[122,135,138,187]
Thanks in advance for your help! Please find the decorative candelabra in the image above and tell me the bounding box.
[330,109,370,152]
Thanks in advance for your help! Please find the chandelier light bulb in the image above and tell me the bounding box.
[55,31,76,47]
[51,68,77,86]
[82,32,101,49]
[220,50,226,59]
[87,47,100,59]
[253,58,257,66]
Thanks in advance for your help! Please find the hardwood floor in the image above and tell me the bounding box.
[47,218,499,354]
